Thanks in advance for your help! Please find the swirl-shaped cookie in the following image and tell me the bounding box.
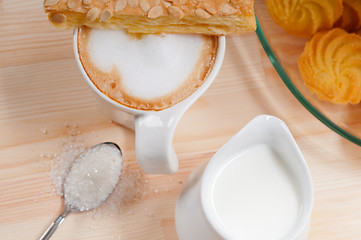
[334,0,361,32]
[266,0,343,37]
[298,28,361,104]
[356,28,361,36]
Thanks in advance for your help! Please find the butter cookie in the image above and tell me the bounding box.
[334,0,361,32]
[266,0,343,37]
[298,28,361,104]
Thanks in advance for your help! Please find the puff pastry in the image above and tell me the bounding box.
[43,0,256,35]
[266,0,343,38]
[298,28,361,104]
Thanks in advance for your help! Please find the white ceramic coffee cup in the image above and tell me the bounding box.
[73,29,226,174]
[175,115,314,240]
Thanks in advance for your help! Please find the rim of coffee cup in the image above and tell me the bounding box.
[199,115,314,239]
[73,28,226,114]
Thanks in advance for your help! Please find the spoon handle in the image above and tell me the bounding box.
[39,206,71,240]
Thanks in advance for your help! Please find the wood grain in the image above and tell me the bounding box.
[1,0,361,239]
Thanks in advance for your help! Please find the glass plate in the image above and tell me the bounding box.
[255,1,361,146]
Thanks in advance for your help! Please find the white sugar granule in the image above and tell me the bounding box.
[93,164,147,217]
[64,144,123,211]
[49,139,85,196]
[47,127,147,217]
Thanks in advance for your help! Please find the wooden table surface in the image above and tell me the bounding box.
[2,1,361,239]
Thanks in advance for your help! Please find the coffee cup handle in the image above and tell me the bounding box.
[134,110,181,174]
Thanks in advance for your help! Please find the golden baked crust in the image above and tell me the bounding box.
[334,0,361,32]
[266,0,343,38]
[298,28,361,104]
[43,0,256,35]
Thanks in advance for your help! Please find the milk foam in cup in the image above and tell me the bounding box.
[175,115,313,240]
[77,27,218,111]
[74,28,226,174]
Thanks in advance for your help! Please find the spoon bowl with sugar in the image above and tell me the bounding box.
[39,142,123,240]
